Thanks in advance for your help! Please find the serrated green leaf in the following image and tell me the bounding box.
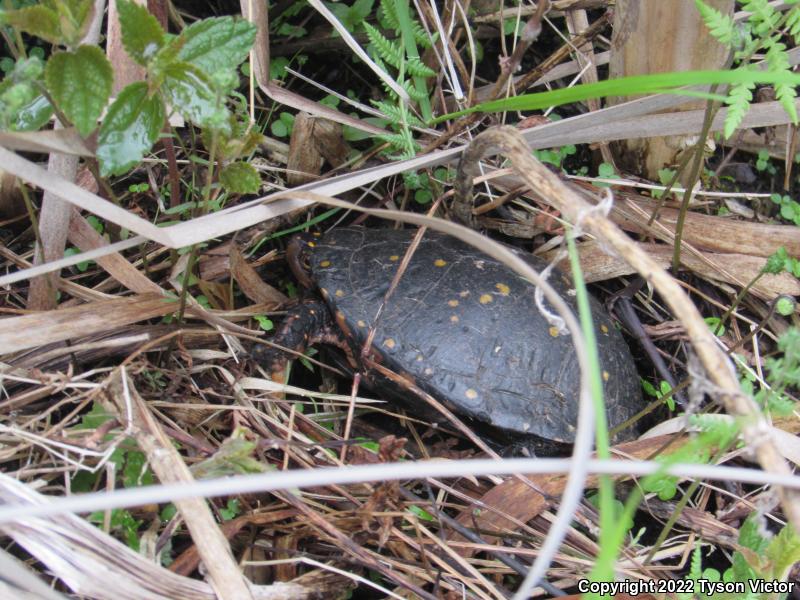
[160,62,226,132]
[0,5,62,44]
[97,82,165,176]
[46,46,112,136]
[220,161,261,194]
[177,16,256,75]
[116,0,165,65]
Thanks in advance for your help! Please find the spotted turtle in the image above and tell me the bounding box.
[255,226,641,452]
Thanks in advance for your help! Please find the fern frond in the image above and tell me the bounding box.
[786,7,800,44]
[409,19,434,48]
[765,41,798,124]
[724,77,755,138]
[400,78,429,102]
[695,0,736,45]
[689,414,740,445]
[379,0,432,47]
[689,545,703,582]
[377,131,411,149]
[364,21,404,70]
[379,0,399,29]
[741,0,780,37]
[371,99,424,126]
[407,56,436,78]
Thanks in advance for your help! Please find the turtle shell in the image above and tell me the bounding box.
[309,227,641,445]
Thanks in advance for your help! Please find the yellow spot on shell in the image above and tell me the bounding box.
[549,326,559,338]
[383,338,396,349]
[601,324,609,334]
[416,355,424,361]
[319,260,331,268]
[602,370,610,382]
[357,320,366,328]
[335,290,344,298]
[495,283,510,296]
[308,241,317,247]
[450,315,459,323]
[448,299,459,307]
[434,259,447,267]
[465,389,478,400]
[479,294,493,304]
[389,255,400,262]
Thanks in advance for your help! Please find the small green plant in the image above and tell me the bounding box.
[765,246,800,278]
[0,0,258,179]
[592,162,620,188]
[652,167,678,199]
[270,111,295,138]
[254,315,275,331]
[331,0,436,187]
[272,1,310,39]
[770,193,800,226]
[641,378,675,411]
[534,144,576,170]
[756,149,777,174]
[680,514,800,600]
[71,402,154,550]
[704,316,727,337]
[218,499,242,521]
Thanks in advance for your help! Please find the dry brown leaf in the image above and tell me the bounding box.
[229,244,288,307]
[449,435,685,557]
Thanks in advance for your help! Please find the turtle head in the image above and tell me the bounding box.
[286,231,320,289]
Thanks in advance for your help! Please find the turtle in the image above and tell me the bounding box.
[253,226,641,454]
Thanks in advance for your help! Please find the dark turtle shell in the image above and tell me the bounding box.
[307,227,641,446]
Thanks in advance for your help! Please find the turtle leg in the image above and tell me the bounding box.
[251,298,356,377]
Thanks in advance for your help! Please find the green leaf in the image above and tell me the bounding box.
[326,0,374,33]
[123,450,153,488]
[254,315,274,331]
[0,5,62,44]
[219,161,261,194]
[406,505,436,522]
[45,45,113,137]
[160,62,225,131]
[75,401,115,430]
[177,16,257,75]
[116,0,165,65]
[12,94,53,132]
[97,82,165,176]
[704,316,726,337]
